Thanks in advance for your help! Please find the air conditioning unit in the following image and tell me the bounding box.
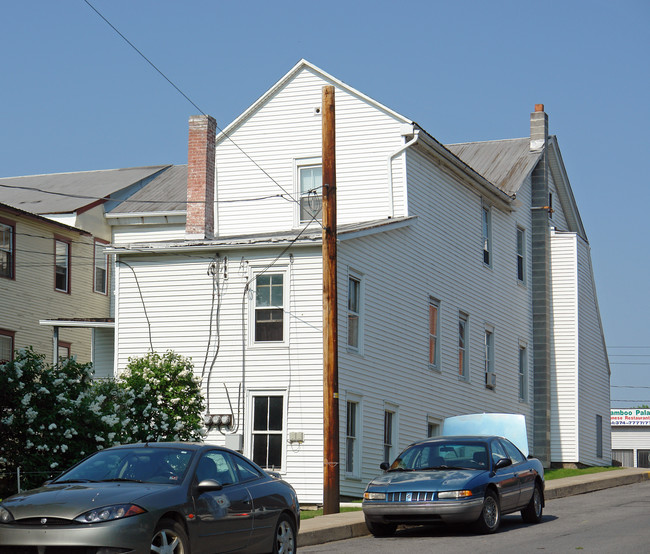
[485,372,497,389]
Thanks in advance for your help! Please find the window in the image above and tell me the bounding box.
[347,274,362,350]
[55,238,70,292]
[58,341,71,361]
[251,395,284,470]
[0,220,15,279]
[427,420,440,438]
[518,344,528,401]
[429,298,440,371]
[254,273,284,342]
[299,165,322,223]
[484,329,494,373]
[458,312,469,379]
[383,409,394,463]
[516,227,526,283]
[196,451,239,486]
[500,439,526,464]
[482,206,491,266]
[596,415,603,459]
[0,330,14,363]
[548,191,554,219]
[94,240,108,294]
[346,401,358,474]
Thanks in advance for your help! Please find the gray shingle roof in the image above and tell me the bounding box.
[445,138,542,196]
[108,165,188,214]
[0,165,170,214]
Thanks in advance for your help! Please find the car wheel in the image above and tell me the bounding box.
[365,519,397,537]
[272,513,297,554]
[521,482,544,523]
[151,518,189,554]
[474,490,500,534]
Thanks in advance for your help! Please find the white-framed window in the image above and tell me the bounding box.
[429,297,440,371]
[58,341,71,361]
[0,219,15,280]
[458,312,469,380]
[94,239,108,294]
[482,205,492,266]
[345,398,361,476]
[484,328,494,373]
[55,237,70,293]
[296,159,322,224]
[427,417,441,438]
[516,226,526,284]
[0,329,14,363]
[251,267,288,345]
[518,342,528,401]
[250,392,285,471]
[347,271,363,352]
[484,327,495,389]
[383,404,397,463]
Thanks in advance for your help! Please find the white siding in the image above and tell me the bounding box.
[115,248,326,503]
[214,67,409,237]
[337,147,535,498]
[550,230,611,465]
[550,231,580,461]
[92,327,115,379]
[577,237,611,465]
[112,224,186,244]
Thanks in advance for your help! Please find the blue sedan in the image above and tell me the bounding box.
[362,435,544,536]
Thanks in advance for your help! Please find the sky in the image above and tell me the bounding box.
[1,0,649,407]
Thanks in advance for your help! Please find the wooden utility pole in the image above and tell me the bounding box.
[322,85,340,514]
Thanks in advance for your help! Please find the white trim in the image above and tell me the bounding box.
[246,388,288,473]
[248,264,290,348]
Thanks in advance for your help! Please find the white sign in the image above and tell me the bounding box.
[611,409,650,426]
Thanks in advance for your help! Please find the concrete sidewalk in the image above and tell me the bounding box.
[298,467,650,547]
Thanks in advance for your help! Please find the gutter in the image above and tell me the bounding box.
[387,126,420,218]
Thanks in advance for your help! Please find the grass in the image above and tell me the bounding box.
[544,466,621,481]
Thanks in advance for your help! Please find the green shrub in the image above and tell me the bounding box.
[0,348,205,497]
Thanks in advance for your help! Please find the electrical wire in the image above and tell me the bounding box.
[81,0,311,212]
[116,260,154,353]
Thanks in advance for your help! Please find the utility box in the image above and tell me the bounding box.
[225,434,243,452]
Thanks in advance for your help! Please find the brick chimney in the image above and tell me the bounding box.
[186,114,217,240]
[530,104,548,151]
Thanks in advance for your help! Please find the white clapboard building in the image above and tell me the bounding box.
[103,60,610,503]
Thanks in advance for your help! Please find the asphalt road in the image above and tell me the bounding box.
[301,481,650,553]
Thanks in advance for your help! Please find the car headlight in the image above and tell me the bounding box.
[0,506,14,524]
[438,490,473,499]
[363,492,386,501]
[74,504,146,524]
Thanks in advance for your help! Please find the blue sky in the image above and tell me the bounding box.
[2,0,649,406]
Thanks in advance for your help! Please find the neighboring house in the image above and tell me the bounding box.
[611,408,650,468]
[0,165,171,372]
[101,60,610,503]
[0,202,111,371]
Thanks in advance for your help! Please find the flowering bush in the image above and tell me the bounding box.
[0,348,119,494]
[0,348,205,498]
[118,351,205,443]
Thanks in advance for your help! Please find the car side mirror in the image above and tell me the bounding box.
[379,462,390,471]
[494,458,512,470]
[197,479,223,492]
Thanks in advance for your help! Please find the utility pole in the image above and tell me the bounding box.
[322,85,339,514]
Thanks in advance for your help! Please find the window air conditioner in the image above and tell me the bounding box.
[485,372,497,389]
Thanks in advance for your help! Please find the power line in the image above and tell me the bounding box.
[81,0,312,215]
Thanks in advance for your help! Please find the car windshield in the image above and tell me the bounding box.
[53,447,195,485]
[389,441,489,471]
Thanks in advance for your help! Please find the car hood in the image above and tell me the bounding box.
[2,482,178,520]
[367,469,484,491]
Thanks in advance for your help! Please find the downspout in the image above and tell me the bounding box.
[387,127,420,218]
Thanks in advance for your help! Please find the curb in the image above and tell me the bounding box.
[544,469,650,500]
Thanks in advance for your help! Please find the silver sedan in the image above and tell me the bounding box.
[0,442,299,553]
